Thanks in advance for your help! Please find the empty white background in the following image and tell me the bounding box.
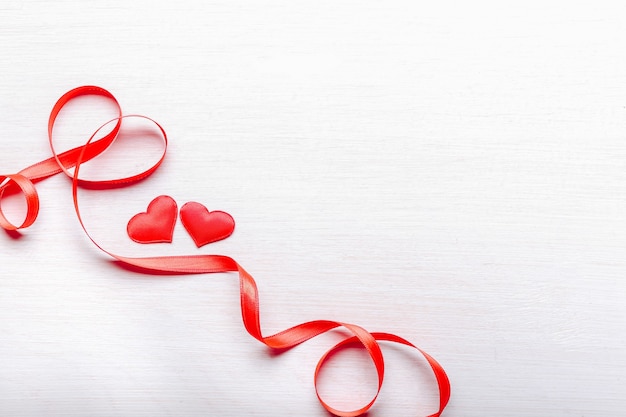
[1,1,625,416]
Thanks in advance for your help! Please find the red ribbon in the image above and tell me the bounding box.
[0,86,450,416]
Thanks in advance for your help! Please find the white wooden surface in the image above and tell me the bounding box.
[2,1,626,416]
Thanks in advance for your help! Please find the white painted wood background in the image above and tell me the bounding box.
[1,1,625,416]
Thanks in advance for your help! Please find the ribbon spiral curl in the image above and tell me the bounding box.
[0,86,450,416]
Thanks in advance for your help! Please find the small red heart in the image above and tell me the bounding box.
[127,195,178,243]
[179,202,235,247]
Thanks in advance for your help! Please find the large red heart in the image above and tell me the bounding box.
[179,202,235,247]
[127,195,178,243]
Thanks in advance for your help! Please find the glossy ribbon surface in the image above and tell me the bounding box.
[0,86,450,416]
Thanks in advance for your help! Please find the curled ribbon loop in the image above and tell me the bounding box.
[0,174,39,230]
[0,85,123,228]
[1,86,450,416]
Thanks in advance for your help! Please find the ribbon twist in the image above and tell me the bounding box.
[0,86,450,416]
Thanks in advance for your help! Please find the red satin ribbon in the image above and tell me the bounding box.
[0,86,450,416]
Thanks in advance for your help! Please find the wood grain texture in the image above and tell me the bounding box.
[1,1,626,416]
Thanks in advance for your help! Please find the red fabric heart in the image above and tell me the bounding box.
[127,195,178,243]
[180,202,235,247]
